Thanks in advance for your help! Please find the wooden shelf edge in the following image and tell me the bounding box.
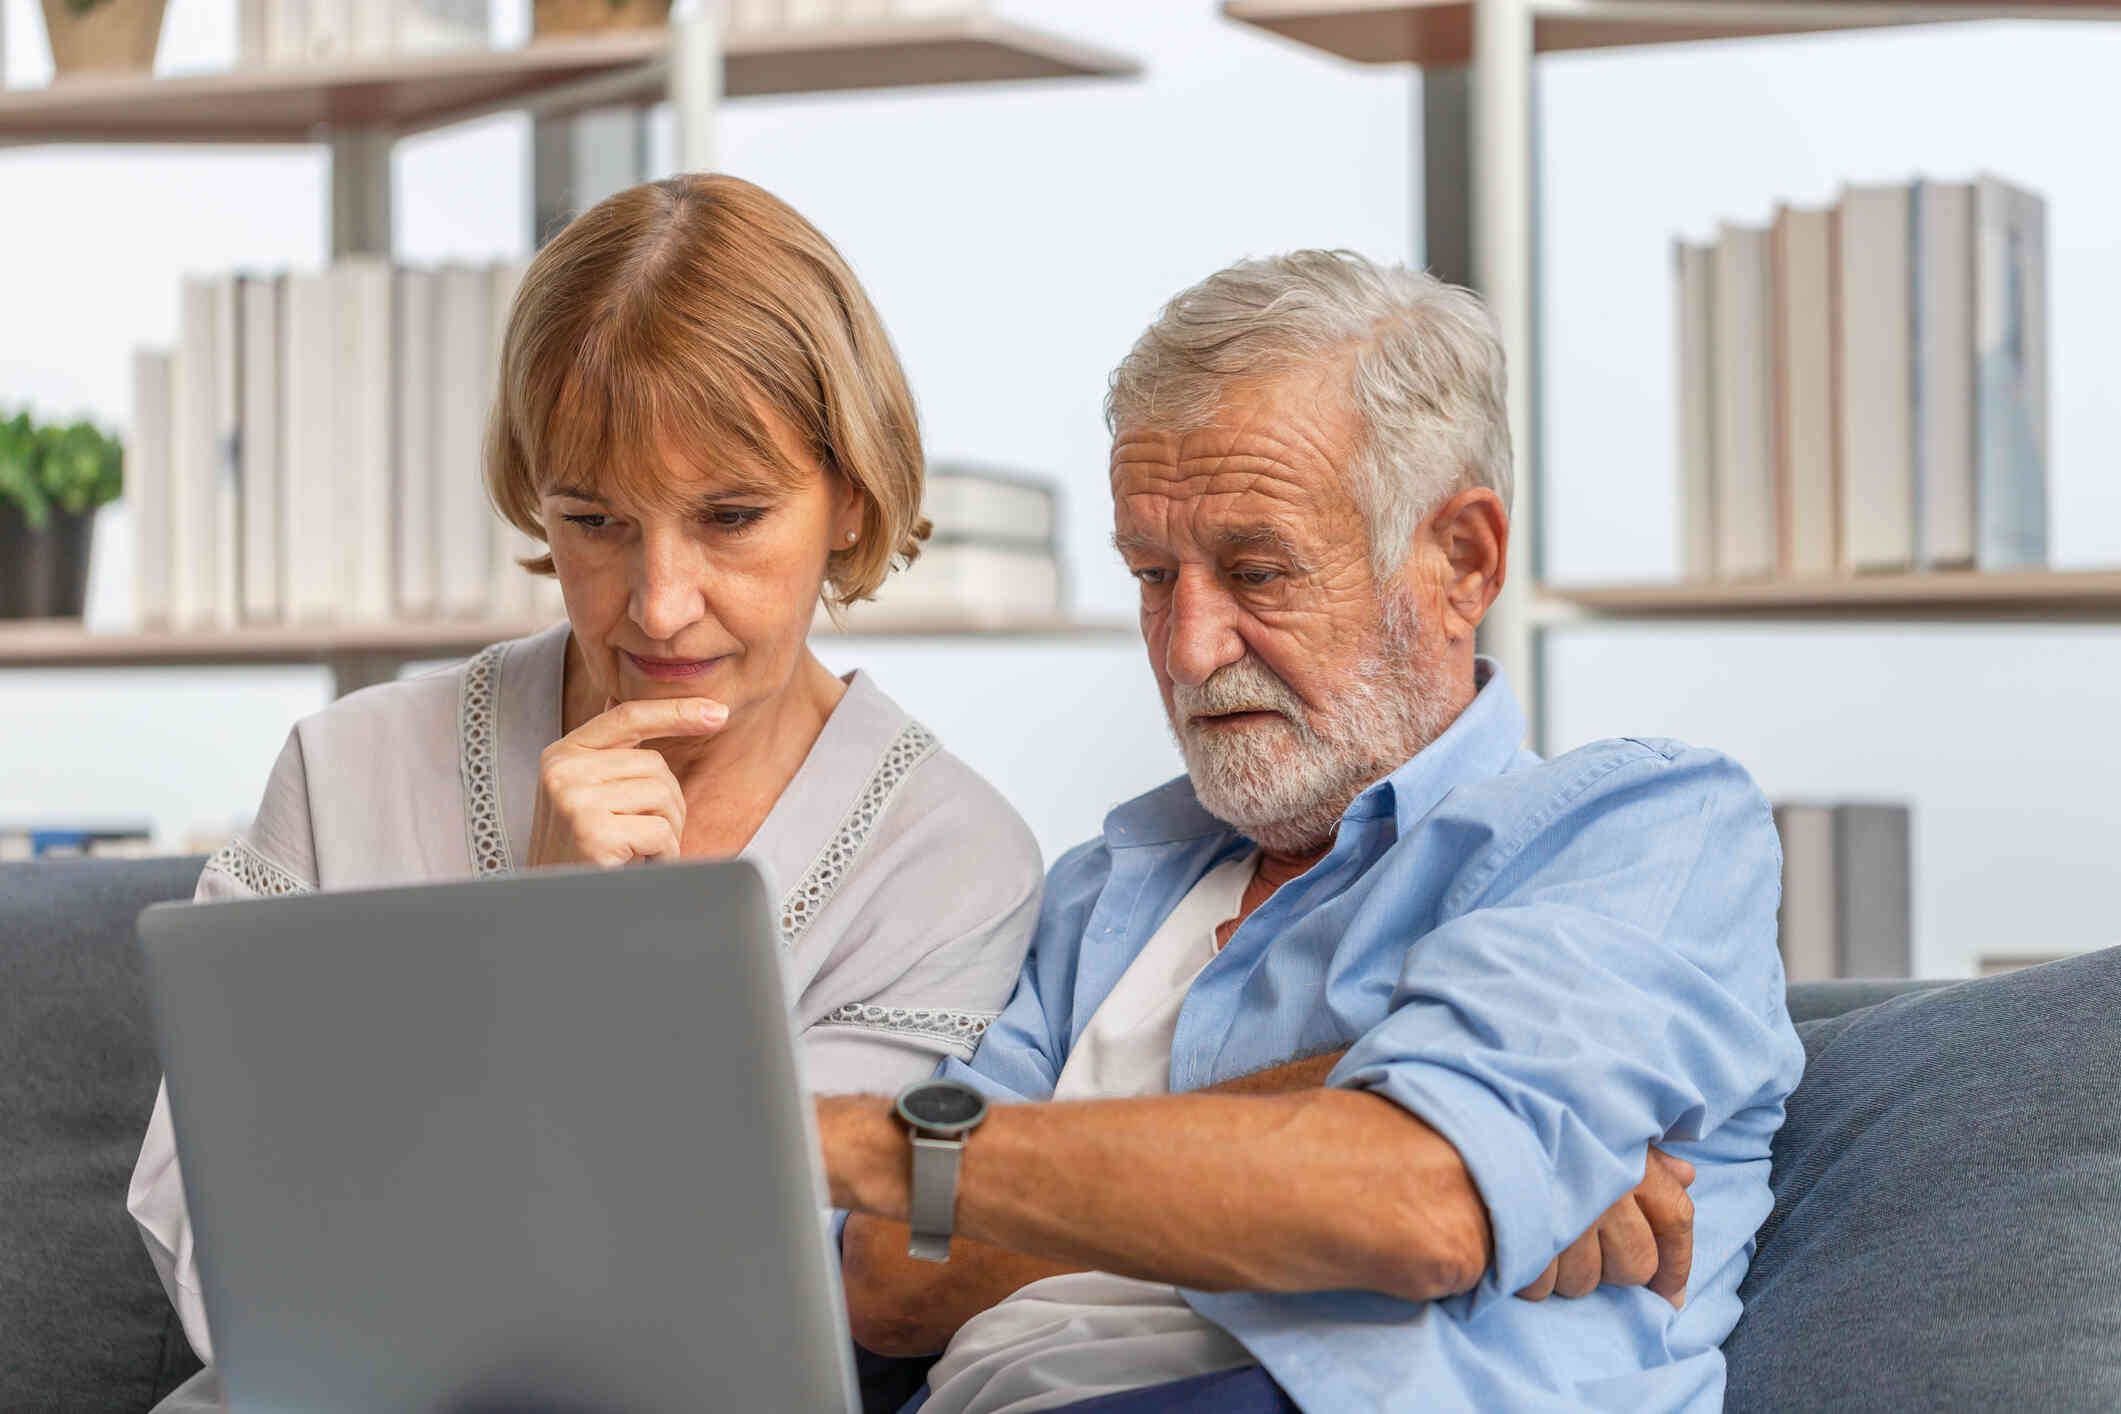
[1223,0,2121,68]
[0,16,1140,145]
[0,615,1137,667]
[1535,569,2121,621]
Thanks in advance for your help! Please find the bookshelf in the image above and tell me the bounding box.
[0,11,1141,697]
[0,16,1139,145]
[1223,0,2121,751]
[0,616,1138,697]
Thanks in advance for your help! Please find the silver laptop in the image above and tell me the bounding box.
[138,860,859,1414]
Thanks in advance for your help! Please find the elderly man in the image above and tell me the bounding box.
[817,252,1804,1413]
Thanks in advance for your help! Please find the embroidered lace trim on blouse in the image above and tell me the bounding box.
[203,837,312,897]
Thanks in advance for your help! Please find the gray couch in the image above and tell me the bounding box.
[5,856,2118,1411]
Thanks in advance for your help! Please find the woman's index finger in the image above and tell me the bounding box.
[567,696,728,750]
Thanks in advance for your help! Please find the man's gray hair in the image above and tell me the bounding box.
[1104,250,1512,576]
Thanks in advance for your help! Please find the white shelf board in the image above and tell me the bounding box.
[0,15,1139,146]
[1533,569,2121,623]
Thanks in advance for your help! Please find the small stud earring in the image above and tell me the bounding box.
[845,530,858,544]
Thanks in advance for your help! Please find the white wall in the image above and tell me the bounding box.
[3,2,2116,969]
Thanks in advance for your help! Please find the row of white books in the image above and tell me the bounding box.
[132,259,560,632]
[128,259,1066,632]
[860,464,1063,626]
[1774,802,1912,981]
[1674,176,2048,582]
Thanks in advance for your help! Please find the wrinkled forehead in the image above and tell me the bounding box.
[1108,384,1364,558]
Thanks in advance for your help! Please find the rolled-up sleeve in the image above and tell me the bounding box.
[1328,743,1805,1314]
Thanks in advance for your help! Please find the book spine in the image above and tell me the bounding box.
[1674,242,1717,581]
[395,268,439,618]
[213,276,242,629]
[334,259,396,622]
[171,279,221,629]
[1835,184,1915,573]
[239,275,284,624]
[236,0,272,65]
[1974,178,2050,571]
[1774,209,1837,578]
[130,351,176,630]
[1912,182,1977,571]
[280,271,337,624]
[1711,225,1775,580]
[436,266,494,618]
[1773,803,1841,984]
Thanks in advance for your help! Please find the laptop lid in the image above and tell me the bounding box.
[139,860,858,1414]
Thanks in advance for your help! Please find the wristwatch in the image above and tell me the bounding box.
[893,1078,990,1262]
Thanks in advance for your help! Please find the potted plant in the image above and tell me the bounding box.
[532,0,671,39]
[0,410,123,621]
[39,0,169,78]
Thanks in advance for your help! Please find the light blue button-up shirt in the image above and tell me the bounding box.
[940,663,1805,1412]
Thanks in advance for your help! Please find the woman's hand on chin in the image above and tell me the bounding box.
[527,695,730,869]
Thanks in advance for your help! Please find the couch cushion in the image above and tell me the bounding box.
[0,857,207,1412]
[1725,945,2121,1411]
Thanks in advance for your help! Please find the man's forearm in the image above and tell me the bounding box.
[823,1087,1489,1305]
[838,1049,1357,1356]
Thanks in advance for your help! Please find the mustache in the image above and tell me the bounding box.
[1171,657,1306,724]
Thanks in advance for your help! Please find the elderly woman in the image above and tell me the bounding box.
[127,174,1044,1398]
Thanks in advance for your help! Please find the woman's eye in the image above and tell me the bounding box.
[708,507,767,532]
[561,513,611,532]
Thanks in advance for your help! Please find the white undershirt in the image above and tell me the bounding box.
[921,851,1261,1414]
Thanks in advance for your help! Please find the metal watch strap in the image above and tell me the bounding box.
[906,1134,963,1262]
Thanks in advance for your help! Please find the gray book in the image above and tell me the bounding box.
[1772,804,1839,984]
[1774,802,1913,980]
[1973,176,2049,570]
[1912,180,1977,570]
[238,275,285,624]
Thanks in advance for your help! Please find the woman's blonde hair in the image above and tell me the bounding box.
[485,173,928,604]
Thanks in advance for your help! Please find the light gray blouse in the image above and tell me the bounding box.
[129,621,1044,1381]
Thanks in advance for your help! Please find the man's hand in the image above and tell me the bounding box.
[1515,1148,1695,1308]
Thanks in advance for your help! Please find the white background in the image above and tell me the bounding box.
[2,0,2116,973]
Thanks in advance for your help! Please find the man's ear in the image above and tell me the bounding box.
[1416,487,1508,645]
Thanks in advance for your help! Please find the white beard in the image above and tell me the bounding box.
[1167,591,1459,854]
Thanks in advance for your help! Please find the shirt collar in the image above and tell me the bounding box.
[1101,657,1527,850]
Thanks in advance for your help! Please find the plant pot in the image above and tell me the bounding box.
[0,504,94,620]
[40,0,169,78]
[532,0,670,38]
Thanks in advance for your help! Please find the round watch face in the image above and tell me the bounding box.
[898,1081,988,1133]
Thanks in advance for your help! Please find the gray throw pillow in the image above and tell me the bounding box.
[1724,945,2121,1412]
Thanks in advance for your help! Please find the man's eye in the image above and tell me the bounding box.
[1131,567,1172,587]
[1234,567,1282,588]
